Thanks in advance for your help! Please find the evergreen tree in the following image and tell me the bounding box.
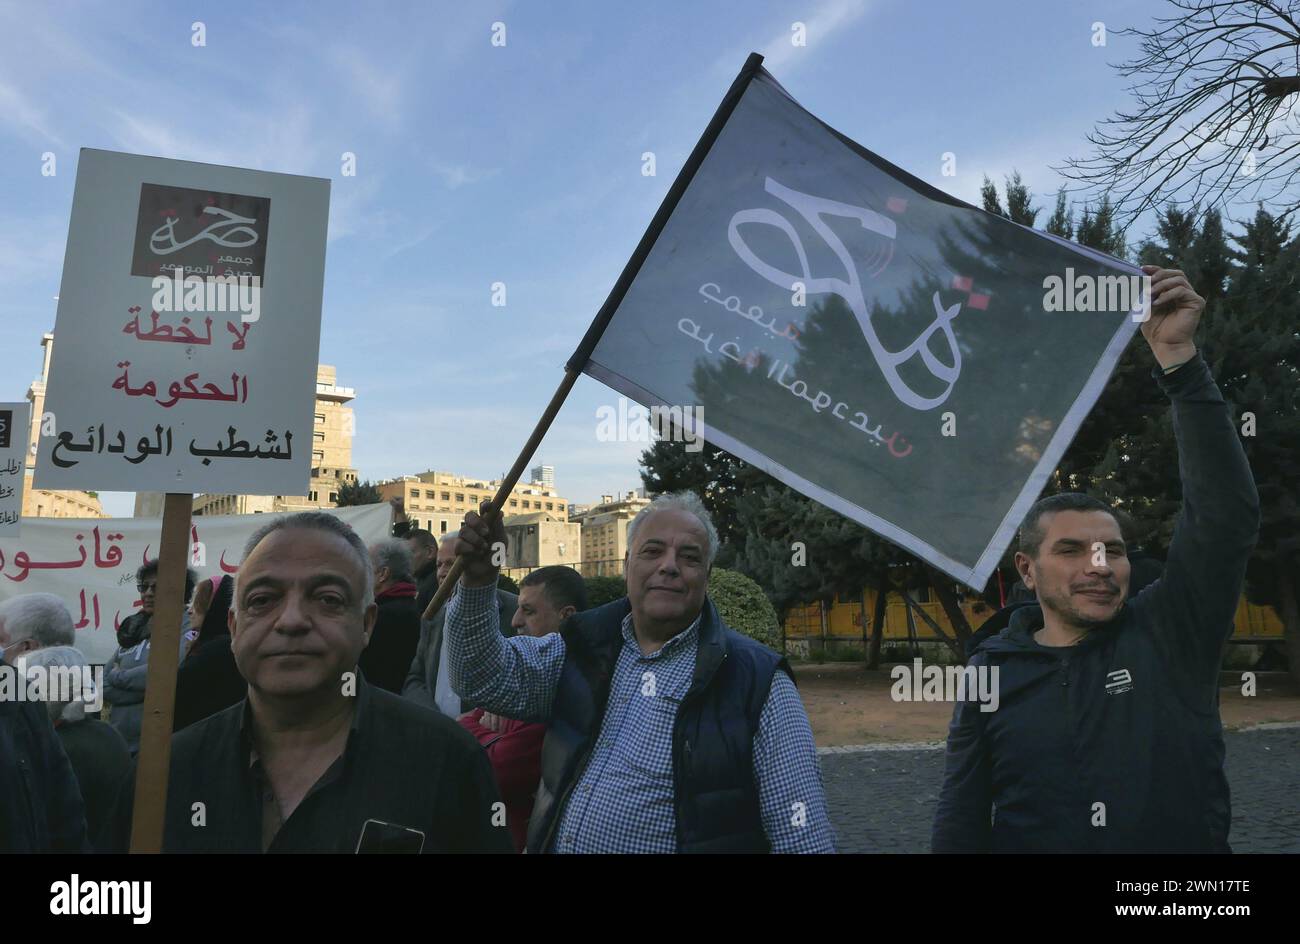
[981,171,1038,227]
[1046,189,1073,240]
[1004,171,1039,227]
[1220,208,1300,677]
[639,439,770,565]
[1075,195,1127,259]
[335,478,381,507]
[980,175,1003,217]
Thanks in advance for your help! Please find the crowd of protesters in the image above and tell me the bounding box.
[0,268,1263,854]
[0,491,829,853]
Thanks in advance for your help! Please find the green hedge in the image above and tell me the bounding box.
[707,568,781,650]
[583,575,627,608]
[579,569,780,652]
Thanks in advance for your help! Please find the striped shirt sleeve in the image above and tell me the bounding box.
[445,580,567,723]
[752,671,836,853]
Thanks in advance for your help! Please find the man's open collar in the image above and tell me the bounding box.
[239,670,371,766]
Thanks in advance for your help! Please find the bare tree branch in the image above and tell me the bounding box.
[1056,0,1300,228]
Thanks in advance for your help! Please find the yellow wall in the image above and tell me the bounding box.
[785,588,1284,642]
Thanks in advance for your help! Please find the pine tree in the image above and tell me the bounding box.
[335,479,381,507]
[981,171,1038,227]
[1004,172,1039,227]
[1220,208,1300,678]
[980,175,1004,217]
[1046,189,1073,240]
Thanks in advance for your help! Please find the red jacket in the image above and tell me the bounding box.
[458,709,544,852]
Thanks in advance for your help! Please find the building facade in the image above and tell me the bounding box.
[530,464,554,489]
[21,333,106,519]
[501,511,581,574]
[572,490,651,576]
[188,365,358,517]
[378,470,569,536]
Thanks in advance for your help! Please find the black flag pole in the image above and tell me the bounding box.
[422,52,766,621]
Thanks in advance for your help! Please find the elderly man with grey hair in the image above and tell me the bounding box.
[0,592,76,664]
[0,620,89,851]
[358,538,422,694]
[104,511,511,854]
[446,490,834,853]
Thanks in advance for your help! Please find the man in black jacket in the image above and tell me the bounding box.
[931,266,1260,853]
[404,528,441,616]
[104,511,511,853]
[360,539,421,693]
[0,682,89,852]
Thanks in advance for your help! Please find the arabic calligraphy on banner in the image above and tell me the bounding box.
[34,149,329,495]
[0,504,391,664]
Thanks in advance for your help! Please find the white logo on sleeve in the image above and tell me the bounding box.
[1104,668,1134,695]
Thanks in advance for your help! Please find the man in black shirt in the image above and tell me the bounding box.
[107,511,511,853]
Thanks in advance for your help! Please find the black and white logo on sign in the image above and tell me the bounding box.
[130,182,271,281]
[0,410,11,449]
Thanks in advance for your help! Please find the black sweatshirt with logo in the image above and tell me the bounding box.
[931,354,1260,853]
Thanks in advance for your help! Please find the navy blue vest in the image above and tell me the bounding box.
[526,596,791,853]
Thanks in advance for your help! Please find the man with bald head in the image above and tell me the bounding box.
[445,491,833,853]
[106,511,511,853]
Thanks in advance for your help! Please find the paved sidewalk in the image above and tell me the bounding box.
[822,727,1300,853]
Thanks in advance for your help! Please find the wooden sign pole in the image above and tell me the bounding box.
[128,491,193,853]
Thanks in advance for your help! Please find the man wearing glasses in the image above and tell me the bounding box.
[103,560,197,755]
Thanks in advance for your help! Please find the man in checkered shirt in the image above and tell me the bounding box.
[446,491,834,853]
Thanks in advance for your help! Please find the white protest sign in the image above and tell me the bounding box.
[0,402,30,536]
[0,503,390,665]
[34,148,330,495]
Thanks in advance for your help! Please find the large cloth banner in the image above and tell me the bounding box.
[0,504,391,665]
[573,57,1144,588]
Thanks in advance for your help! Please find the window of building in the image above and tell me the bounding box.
[440,521,448,533]
[313,431,325,441]
[329,492,338,503]
[455,493,464,503]
[314,413,325,425]
[441,492,450,501]
[308,491,317,501]
[509,499,518,507]
[546,502,554,510]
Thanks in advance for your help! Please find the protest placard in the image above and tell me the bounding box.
[0,402,30,536]
[33,149,330,496]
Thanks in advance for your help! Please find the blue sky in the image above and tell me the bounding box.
[0,0,1172,516]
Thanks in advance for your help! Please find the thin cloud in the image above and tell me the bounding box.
[429,160,500,190]
[711,0,872,78]
[0,80,66,148]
